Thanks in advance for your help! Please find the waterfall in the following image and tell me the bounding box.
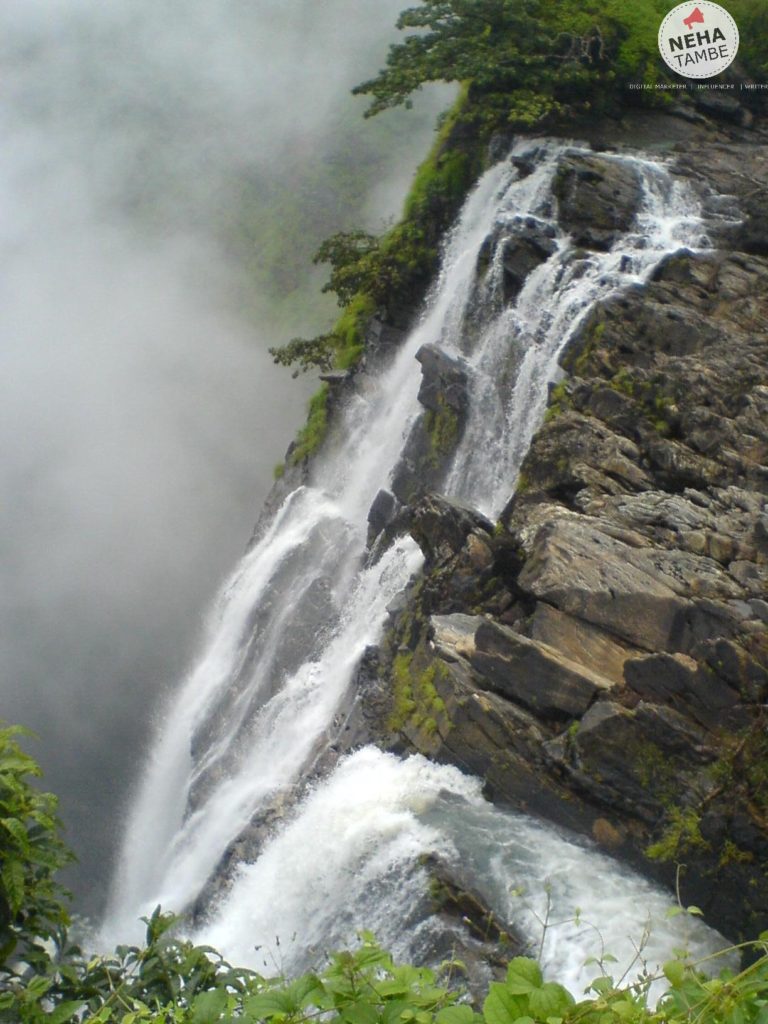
[443,142,704,514]
[196,748,725,995]
[103,140,725,988]
[103,161,510,941]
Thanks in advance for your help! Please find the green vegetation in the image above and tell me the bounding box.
[353,0,768,127]
[269,92,485,464]
[0,726,72,979]
[270,92,483,381]
[268,0,768,463]
[352,0,667,126]
[389,654,451,733]
[647,807,709,863]
[289,386,330,467]
[4,724,768,1023]
[426,398,461,466]
[544,381,573,422]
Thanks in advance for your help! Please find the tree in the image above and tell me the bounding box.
[351,0,651,123]
[0,725,72,979]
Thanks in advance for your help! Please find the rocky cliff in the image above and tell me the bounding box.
[360,108,768,946]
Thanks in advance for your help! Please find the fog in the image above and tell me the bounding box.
[0,0,445,919]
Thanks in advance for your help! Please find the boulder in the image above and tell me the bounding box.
[430,613,481,661]
[554,152,643,250]
[418,659,597,834]
[470,619,612,720]
[409,494,493,567]
[367,488,399,539]
[623,651,743,730]
[390,348,470,504]
[415,344,470,415]
[529,603,638,686]
[421,853,523,955]
[478,217,558,302]
[556,700,715,821]
[366,489,411,551]
[516,513,741,653]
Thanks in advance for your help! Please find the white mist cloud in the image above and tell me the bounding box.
[0,0,445,916]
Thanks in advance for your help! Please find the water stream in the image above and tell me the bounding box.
[103,140,724,991]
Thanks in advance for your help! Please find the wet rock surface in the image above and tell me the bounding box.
[478,217,558,302]
[375,119,768,948]
[554,151,643,250]
[391,350,472,505]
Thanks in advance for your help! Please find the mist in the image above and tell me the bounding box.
[0,0,445,919]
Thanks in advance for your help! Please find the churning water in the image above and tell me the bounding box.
[103,141,724,992]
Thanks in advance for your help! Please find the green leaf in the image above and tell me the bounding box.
[506,959,543,995]
[686,905,703,916]
[343,1000,381,1024]
[383,1000,410,1024]
[528,984,574,1020]
[0,816,30,851]
[484,982,527,1024]
[244,991,294,1019]
[25,974,52,999]
[437,1007,475,1024]
[589,977,614,996]
[2,858,25,914]
[609,1001,636,1020]
[728,1007,746,1024]
[48,1001,85,1024]
[192,989,228,1024]
[663,960,686,988]
[377,980,412,999]
[286,973,324,1010]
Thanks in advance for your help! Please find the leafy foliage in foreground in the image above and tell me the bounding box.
[0,726,72,976]
[4,723,768,1023]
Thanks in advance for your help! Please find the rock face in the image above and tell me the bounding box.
[391,348,472,504]
[373,119,768,948]
[553,151,643,250]
[478,217,558,303]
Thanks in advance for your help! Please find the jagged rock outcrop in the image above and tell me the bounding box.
[478,218,558,303]
[374,120,768,947]
[553,151,643,250]
[391,352,473,505]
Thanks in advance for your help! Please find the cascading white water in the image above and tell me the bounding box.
[443,141,705,514]
[196,748,726,995]
[104,140,725,987]
[103,160,511,942]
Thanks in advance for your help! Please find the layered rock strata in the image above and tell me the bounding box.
[371,121,768,946]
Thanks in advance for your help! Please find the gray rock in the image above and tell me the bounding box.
[470,619,612,720]
[479,217,558,302]
[554,152,643,250]
[517,515,690,651]
[430,613,481,661]
[416,344,470,415]
[409,494,493,566]
[564,700,715,821]
[517,513,742,653]
[624,651,742,729]
[529,603,638,686]
[319,370,351,385]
